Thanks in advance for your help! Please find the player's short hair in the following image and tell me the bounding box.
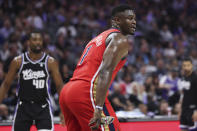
[111,4,133,18]
[28,29,43,40]
[182,57,192,63]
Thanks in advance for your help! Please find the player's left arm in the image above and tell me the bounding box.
[47,57,64,95]
[48,56,65,126]
[89,33,129,130]
[192,110,197,121]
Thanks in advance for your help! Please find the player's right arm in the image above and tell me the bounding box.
[0,56,22,103]
[89,33,129,130]
[95,33,129,110]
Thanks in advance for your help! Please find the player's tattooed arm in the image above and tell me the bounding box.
[89,33,128,130]
[95,33,128,108]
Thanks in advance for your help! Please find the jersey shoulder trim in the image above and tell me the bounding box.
[25,52,46,64]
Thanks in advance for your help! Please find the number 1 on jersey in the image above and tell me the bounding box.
[79,45,92,65]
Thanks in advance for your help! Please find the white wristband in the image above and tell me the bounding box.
[95,105,103,110]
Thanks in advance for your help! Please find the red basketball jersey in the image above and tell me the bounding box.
[70,28,126,85]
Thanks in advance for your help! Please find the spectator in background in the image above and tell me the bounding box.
[128,82,147,107]
[56,21,77,38]
[109,83,134,112]
[157,100,169,116]
[163,42,176,59]
[160,24,173,42]
[0,104,9,121]
[3,44,19,73]
[134,66,147,85]
[55,33,66,58]
[26,10,44,29]
[159,69,180,101]
[138,103,148,115]
[60,64,72,83]
[139,39,150,65]
[118,72,133,96]
[156,59,166,76]
[0,18,14,40]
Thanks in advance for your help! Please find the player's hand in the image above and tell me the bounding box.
[178,111,181,120]
[192,110,197,122]
[177,108,181,120]
[59,112,65,126]
[89,108,102,130]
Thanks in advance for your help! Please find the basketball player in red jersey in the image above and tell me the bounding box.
[59,5,136,131]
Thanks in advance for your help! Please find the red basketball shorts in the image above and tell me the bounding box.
[59,80,121,131]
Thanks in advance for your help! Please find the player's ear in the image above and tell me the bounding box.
[112,16,121,24]
[111,16,121,28]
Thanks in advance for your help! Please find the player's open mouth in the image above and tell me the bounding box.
[131,27,136,31]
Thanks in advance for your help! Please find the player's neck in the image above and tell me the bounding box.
[185,70,192,77]
[111,25,128,36]
[111,25,120,30]
[111,25,125,34]
[28,51,44,61]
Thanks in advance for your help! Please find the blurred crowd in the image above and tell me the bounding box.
[0,0,197,121]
